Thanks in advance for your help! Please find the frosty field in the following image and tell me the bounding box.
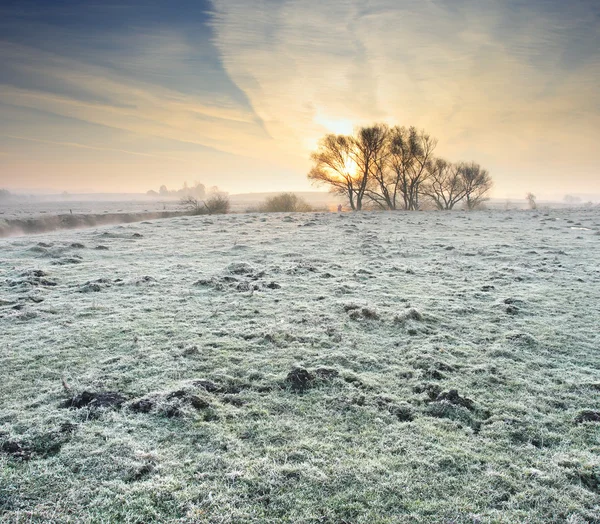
[1,209,599,523]
[0,200,176,221]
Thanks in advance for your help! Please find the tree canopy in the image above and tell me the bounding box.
[308,124,492,211]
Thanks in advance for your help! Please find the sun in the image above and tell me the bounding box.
[343,157,359,176]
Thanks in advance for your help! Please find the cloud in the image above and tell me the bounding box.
[1,0,599,195]
[0,40,276,157]
[2,134,185,161]
[210,0,600,194]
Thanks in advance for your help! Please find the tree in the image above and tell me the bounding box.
[308,122,492,212]
[387,126,437,210]
[308,134,361,210]
[350,124,389,211]
[180,195,204,214]
[459,162,493,210]
[526,192,537,210]
[422,159,466,210]
[260,193,313,213]
[308,124,391,211]
[150,182,206,199]
[190,182,206,199]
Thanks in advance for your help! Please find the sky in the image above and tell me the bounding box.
[0,0,599,199]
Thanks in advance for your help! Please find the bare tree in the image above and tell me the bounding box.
[459,162,493,210]
[308,134,360,210]
[180,195,204,214]
[387,126,437,210]
[350,124,389,211]
[422,159,466,210]
[308,126,389,211]
[526,192,537,210]
[308,123,492,212]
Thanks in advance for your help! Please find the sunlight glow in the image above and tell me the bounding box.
[314,114,354,136]
[344,157,358,177]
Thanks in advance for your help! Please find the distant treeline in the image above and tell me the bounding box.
[146,182,218,199]
[308,124,493,211]
[0,189,13,200]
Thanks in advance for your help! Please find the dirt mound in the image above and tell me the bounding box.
[62,391,127,410]
[1,440,32,460]
[285,366,340,391]
[129,389,213,419]
[193,379,222,393]
[575,410,600,423]
[286,367,314,391]
[227,262,255,275]
[394,308,423,323]
[8,273,57,290]
[344,303,380,320]
[314,368,340,380]
[194,263,278,293]
[1,426,75,461]
[436,389,475,411]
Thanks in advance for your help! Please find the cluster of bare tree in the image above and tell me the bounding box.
[308,124,492,211]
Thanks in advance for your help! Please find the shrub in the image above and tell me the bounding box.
[260,193,313,213]
[205,194,230,214]
[180,194,230,215]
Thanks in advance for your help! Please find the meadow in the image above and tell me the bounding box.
[1,208,599,523]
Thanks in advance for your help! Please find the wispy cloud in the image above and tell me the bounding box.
[0,0,599,195]
[210,0,600,194]
[2,134,185,161]
[0,41,273,157]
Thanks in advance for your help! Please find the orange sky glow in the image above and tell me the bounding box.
[1,0,599,200]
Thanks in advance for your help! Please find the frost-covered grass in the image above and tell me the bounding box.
[0,200,188,238]
[1,209,599,523]
[0,200,178,221]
